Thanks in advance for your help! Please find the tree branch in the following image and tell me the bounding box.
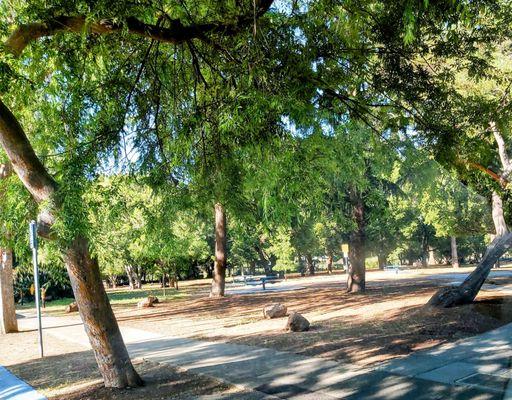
[5,1,274,56]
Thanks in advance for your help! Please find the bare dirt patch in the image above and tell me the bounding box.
[116,276,512,366]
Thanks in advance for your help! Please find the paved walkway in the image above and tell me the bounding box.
[0,366,46,400]
[14,312,512,399]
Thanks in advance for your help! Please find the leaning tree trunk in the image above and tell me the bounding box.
[451,237,460,268]
[0,163,17,334]
[428,232,512,307]
[210,202,227,297]
[66,236,142,387]
[428,192,510,307]
[0,99,141,387]
[347,188,366,293]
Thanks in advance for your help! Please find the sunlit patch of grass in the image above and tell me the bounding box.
[16,286,186,313]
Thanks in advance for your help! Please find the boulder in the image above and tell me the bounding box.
[285,312,310,332]
[66,302,78,313]
[137,295,159,308]
[263,303,287,319]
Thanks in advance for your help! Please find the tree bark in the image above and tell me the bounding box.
[327,253,333,274]
[0,99,141,387]
[65,236,142,387]
[451,236,460,268]
[428,247,436,266]
[428,232,512,307]
[306,253,315,275]
[0,249,18,334]
[125,265,142,290]
[0,163,17,334]
[378,253,387,270]
[428,192,509,307]
[492,191,509,235]
[347,188,365,293]
[210,203,227,297]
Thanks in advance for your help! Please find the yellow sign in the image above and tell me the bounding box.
[341,243,349,253]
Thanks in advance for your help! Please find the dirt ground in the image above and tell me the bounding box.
[4,267,512,398]
[117,269,512,365]
[0,330,249,399]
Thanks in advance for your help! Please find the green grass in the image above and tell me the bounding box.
[17,287,185,312]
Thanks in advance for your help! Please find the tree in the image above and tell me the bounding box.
[0,0,275,387]
[0,163,17,334]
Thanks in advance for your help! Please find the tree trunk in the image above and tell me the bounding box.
[428,247,436,266]
[428,232,512,307]
[378,253,387,270]
[210,203,227,297]
[0,248,18,334]
[306,253,314,275]
[0,99,141,387]
[0,163,17,334]
[428,192,510,307]
[451,237,460,268]
[65,236,142,387]
[347,188,365,293]
[327,253,333,274]
[125,266,135,290]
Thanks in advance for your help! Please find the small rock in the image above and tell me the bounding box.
[263,303,288,319]
[286,312,310,332]
[66,302,78,313]
[137,296,159,308]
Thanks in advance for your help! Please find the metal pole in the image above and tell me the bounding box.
[29,221,43,358]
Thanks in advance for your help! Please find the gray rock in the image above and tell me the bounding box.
[286,312,310,332]
[263,303,287,319]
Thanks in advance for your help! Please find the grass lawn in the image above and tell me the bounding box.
[16,286,186,314]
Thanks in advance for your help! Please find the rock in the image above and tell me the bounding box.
[137,296,159,308]
[286,312,310,332]
[66,302,78,313]
[263,303,287,319]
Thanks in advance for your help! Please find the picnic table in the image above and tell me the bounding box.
[232,275,281,290]
[383,265,401,274]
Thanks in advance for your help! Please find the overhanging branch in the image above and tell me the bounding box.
[5,0,274,56]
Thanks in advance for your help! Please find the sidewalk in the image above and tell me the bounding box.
[0,366,46,400]
[16,311,507,399]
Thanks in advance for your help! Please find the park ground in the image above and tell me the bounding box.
[3,266,512,399]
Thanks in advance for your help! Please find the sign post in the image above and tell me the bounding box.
[29,220,43,358]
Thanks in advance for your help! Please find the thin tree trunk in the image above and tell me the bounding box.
[0,99,141,387]
[428,247,436,266]
[451,237,460,268]
[347,188,365,293]
[210,203,227,297]
[327,253,333,274]
[429,192,510,307]
[306,253,314,275]
[0,163,17,334]
[125,265,135,290]
[0,248,18,334]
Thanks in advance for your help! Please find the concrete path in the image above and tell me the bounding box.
[0,366,46,400]
[378,322,512,397]
[15,311,509,399]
